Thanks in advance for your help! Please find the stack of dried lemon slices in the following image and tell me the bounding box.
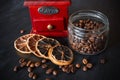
[14,34,73,66]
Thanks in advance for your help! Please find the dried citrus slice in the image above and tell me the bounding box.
[14,34,34,54]
[35,38,60,59]
[48,45,73,66]
[27,34,46,57]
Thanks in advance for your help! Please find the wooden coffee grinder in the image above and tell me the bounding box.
[24,0,71,37]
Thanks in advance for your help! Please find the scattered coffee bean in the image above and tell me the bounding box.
[19,58,25,63]
[32,74,37,79]
[52,70,58,76]
[82,58,88,65]
[27,67,33,72]
[64,66,71,73]
[26,60,32,67]
[42,59,47,63]
[63,65,68,68]
[82,66,87,71]
[35,62,41,67]
[62,65,69,73]
[59,65,63,69]
[28,72,34,78]
[69,64,73,68]
[86,63,93,69]
[66,68,71,73]
[13,66,18,72]
[42,64,47,69]
[45,78,51,80]
[75,63,81,69]
[20,61,27,67]
[100,58,106,64]
[70,66,76,73]
[20,30,24,34]
[30,63,35,68]
[46,68,53,74]
[68,64,75,73]
[62,67,67,72]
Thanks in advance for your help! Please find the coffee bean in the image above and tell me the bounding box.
[41,59,47,63]
[45,78,51,80]
[86,19,90,23]
[62,67,67,72]
[19,58,25,63]
[28,72,34,78]
[26,60,32,67]
[75,63,81,69]
[82,58,88,65]
[20,62,27,67]
[59,65,63,69]
[35,62,41,67]
[69,64,73,68]
[52,70,58,76]
[82,66,87,71]
[68,64,75,73]
[30,63,35,68]
[87,50,91,54]
[28,67,33,72]
[81,39,86,44]
[75,23,79,27]
[42,59,47,63]
[46,68,53,74]
[66,68,71,73]
[86,63,93,69]
[70,66,75,73]
[79,20,83,23]
[63,65,68,68]
[63,65,71,73]
[100,58,106,64]
[13,66,18,72]
[20,30,24,34]
[32,74,37,79]
[89,36,95,42]
[42,64,47,69]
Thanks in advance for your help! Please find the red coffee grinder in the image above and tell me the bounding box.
[24,0,71,37]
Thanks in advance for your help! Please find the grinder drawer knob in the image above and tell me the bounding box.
[47,24,54,30]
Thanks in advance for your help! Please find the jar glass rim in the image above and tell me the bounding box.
[69,10,109,32]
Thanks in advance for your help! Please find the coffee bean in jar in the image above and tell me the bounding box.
[68,10,109,55]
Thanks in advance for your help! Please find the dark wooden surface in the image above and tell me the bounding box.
[0,0,120,80]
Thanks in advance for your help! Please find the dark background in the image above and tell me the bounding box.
[0,0,120,80]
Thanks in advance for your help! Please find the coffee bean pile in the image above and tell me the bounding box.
[13,58,53,80]
[60,64,76,73]
[74,19,104,30]
[59,58,93,72]
[69,19,107,55]
[13,57,106,79]
[81,58,93,71]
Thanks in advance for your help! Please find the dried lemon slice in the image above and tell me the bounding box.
[27,34,46,57]
[48,45,73,66]
[35,38,60,59]
[14,34,34,54]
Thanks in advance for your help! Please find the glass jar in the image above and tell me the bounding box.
[68,10,109,55]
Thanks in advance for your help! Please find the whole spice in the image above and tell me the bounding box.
[75,63,81,69]
[82,66,87,71]
[82,58,88,65]
[13,66,18,72]
[86,63,93,69]
[52,70,58,76]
